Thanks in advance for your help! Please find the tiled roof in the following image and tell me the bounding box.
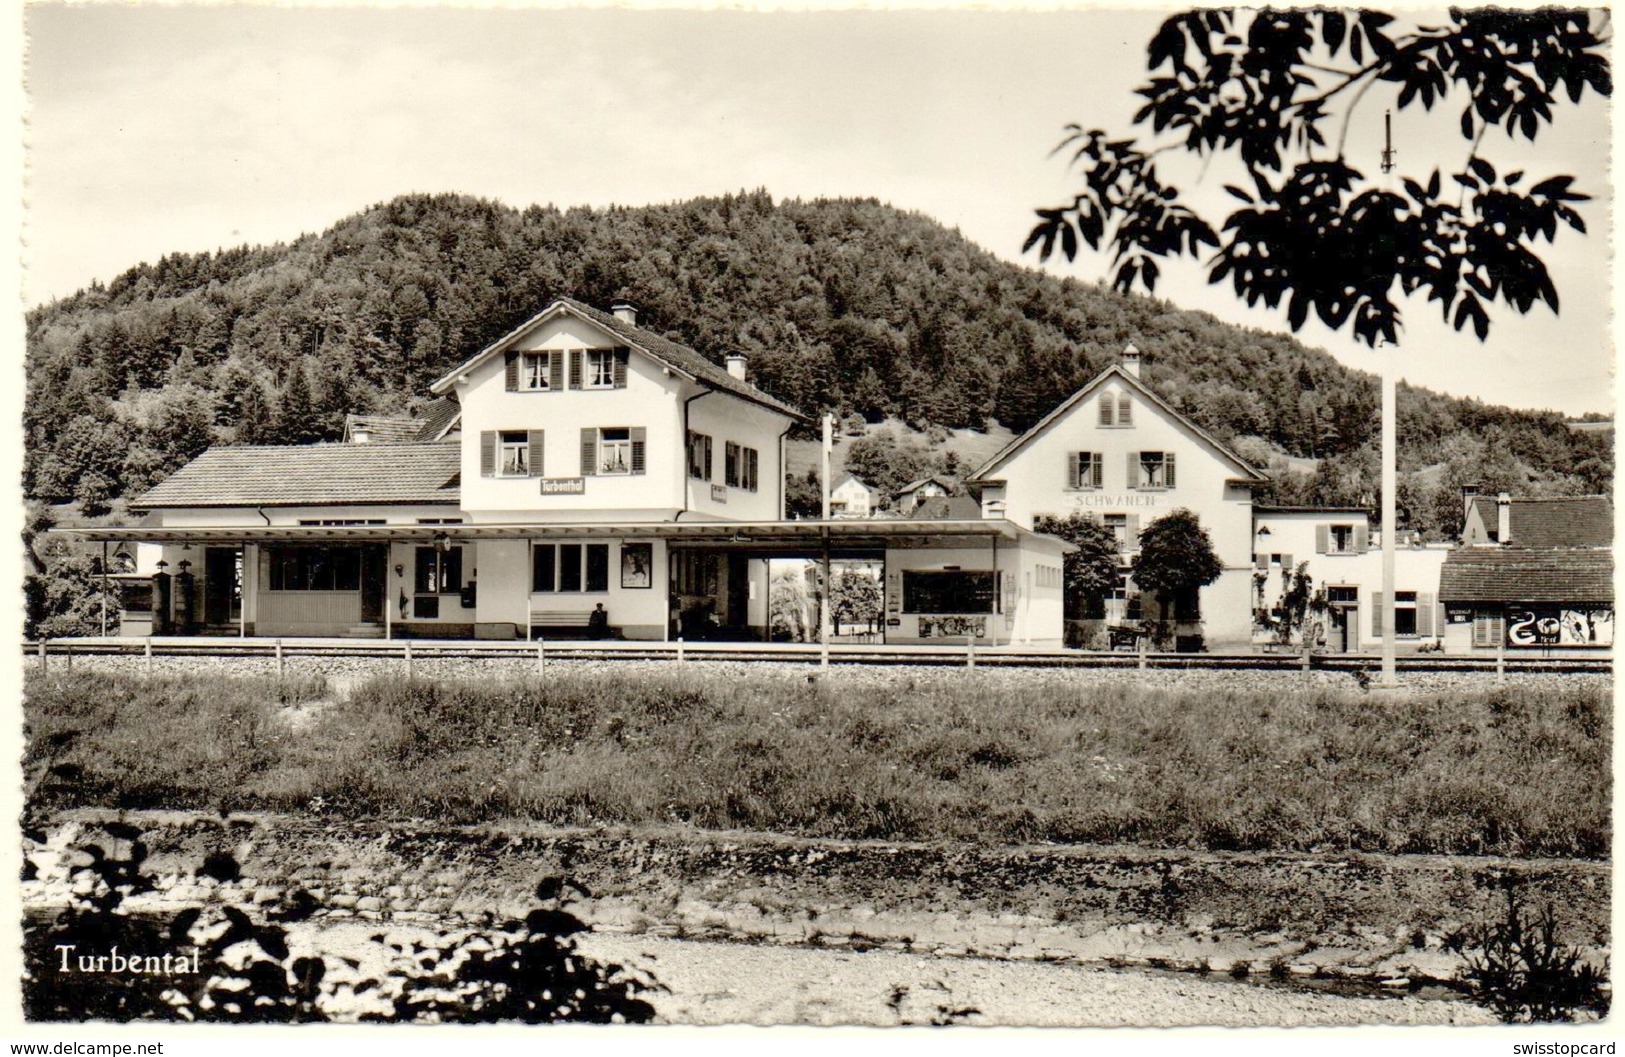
[414,397,462,441]
[1439,547,1613,603]
[131,442,461,509]
[429,298,805,421]
[1469,495,1612,548]
[344,413,425,443]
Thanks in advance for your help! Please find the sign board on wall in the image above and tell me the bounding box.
[541,478,585,495]
[1505,606,1613,648]
[711,484,727,503]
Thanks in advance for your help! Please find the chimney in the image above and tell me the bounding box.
[725,353,749,382]
[1121,343,1141,379]
[610,300,639,326]
[1497,492,1512,544]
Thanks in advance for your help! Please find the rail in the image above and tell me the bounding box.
[18,637,1613,675]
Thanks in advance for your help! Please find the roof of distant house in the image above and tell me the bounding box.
[343,413,425,443]
[1469,495,1612,548]
[130,442,461,509]
[832,474,875,493]
[1439,547,1613,603]
[414,396,462,441]
[428,297,804,421]
[897,474,958,496]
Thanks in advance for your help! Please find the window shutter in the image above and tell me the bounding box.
[1119,394,1132,425]
[1255,553,1268,570]
[480,431,496,477]
[1281,553,1294,573]
[1371,592,1383,637]
[580,428,596,475]
[1418,592,1436,637]
[549,351,564,391]
[1126,514,1141,543]
[613,346,629,388]
[504,351,519,391]
[1127,452,1140,489]
[1098,394,1112,426]
[630,427,646,474]
[527,430,545,478]
[1090,454,1103,488]
[747,448,759,492]
[703,435,712,481]
[1315,525,1330,554]
[569,350,582,389]
[1353,524,1369,552]
[1164,452,1175,487]
[1069,453,1081,489]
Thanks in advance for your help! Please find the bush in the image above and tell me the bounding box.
[1456,889,1609,1023]
[23,824,658,1024]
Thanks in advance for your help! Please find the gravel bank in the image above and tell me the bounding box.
[572,933,1498,1027]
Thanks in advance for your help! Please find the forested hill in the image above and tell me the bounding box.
[25,190,1610,525]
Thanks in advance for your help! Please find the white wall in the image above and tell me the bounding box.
[991,380,1257,572]
[684,391,789,522]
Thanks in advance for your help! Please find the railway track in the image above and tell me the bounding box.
[20,637,1613,674]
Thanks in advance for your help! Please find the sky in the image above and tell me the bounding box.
[20,2,1617,416]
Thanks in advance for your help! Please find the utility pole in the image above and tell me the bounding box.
[1377,110,1399,688]
[821,413,833,521]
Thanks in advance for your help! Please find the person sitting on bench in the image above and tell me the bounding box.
[587,603,609,640]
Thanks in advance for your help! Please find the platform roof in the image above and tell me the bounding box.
[58,518,1074,554]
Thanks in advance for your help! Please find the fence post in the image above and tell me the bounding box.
[64,643,72,670]
[275,638,284,680]
[537,638,546,676]
[37,640,47,672]
[1301,636,1312,672]
[144,638,153,674]
[966,634,976,669]
[1496,637,1505,683]
[1137,631,1147,671]
[404,640,414,680]
[676,636,685,665]
[820,633,829,669]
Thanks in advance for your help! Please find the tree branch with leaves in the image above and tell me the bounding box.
[1026,8,1609,346]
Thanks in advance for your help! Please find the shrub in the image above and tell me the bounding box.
[1456,889,1609,1023]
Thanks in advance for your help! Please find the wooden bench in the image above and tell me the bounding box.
[528,609,622,640]
[1107,625,1141,651]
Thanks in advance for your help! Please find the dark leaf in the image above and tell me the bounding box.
[1469,157,1496,184]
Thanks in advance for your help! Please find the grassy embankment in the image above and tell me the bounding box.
[24,668,1610,858]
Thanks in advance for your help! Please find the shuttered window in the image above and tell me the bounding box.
[483,430,543,478]
[1473,610,1506,648]
[1072,452,1102,489]
[1098,394,1114,426]
[723,442,759,491]
[1118,394,1132,425]
[583,427,646,476]
[1131,451,1175,488]
[687,431,713,481]
[509,351,558,391]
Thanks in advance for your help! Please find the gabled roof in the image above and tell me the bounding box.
[344,413,425,443]
[1468,495,1612,548]
[966,364,1268,483]
[1440,547,1613,603]
[131,442,461,509]
[832,473,875,494]
[428,297,805,421]
[897,474,957,496]
[414,397,462,441]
